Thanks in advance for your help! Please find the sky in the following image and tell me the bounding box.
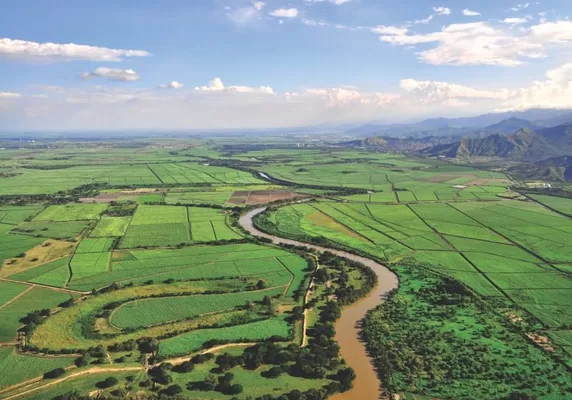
[1,0,572,131]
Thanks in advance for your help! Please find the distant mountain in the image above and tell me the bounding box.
[509,155,572,181]
[338,135,456,152]
[346,108,572,138]
[534,111,572,127]
[470,117,541,137]
[421,123,572,161]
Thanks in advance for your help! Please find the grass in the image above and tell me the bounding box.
[110,287,284,329]
[158,318,292,357]
[89,216,131,237]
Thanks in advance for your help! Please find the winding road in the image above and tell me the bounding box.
[239,207,399,400]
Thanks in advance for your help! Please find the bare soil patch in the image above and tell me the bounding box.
[1,240,76,278]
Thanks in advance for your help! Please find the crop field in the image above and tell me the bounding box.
[259,159,509,203]
[4,143,572,399]
[89,216,131,237]
[120,205,190,248]
[0,223,44,265]
[188,207,242,241]
[0,287,71,342]
[69,251,112,283]
[529,194,572,216]
[33,204,108,221]
[11,220,90,239]
[149,163,263,184]
[0,347,74,390]
[110,287,284,329]
[67,243,307,292]
[10,257,72,287]
[259,196,572,351]
[0,206,43,225]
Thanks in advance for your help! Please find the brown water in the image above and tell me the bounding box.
[239,208,399,400]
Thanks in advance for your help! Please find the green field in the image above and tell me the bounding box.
[3,142,572,400]
[89,216,131,237]
[159,318,292,357]
[33,204,108,221]
[11,220,91,239]
[0,287,72,342]
[0,347,74,390]
[110,287,284,329]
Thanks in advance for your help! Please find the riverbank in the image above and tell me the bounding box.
[239,207,399,400]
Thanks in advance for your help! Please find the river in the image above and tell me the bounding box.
[239,207,399,400]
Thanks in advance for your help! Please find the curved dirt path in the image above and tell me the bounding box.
[239,207,399,400]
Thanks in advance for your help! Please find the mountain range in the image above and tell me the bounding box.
[346,109,572,138]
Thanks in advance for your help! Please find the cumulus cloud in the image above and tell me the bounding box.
[269,8,299,18]
[80,67,140,81]
[227,1,266,25]
[400,79,513,102]
[4,62,572,131]
[462,9,481,16]
[377,20,572,66]
[500,62,572,110]
[0,38,150,62]
[159,81,184,89]
[195,77,274,94]
[432,7,451,15]
[503,17,527,24]
[0,92,22,99]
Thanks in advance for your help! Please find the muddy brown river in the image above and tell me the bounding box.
[239,207,399,400]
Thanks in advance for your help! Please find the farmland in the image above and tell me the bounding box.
[1,141,572,399]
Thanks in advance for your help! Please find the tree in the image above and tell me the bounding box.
[44,368,66,379]
[161,384,183,396]
[203,374,218,391]
[507,393,537,400]
[96,376,118,389]
[138,337,159,355]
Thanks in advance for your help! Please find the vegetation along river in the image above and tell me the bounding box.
[239,207,399,400]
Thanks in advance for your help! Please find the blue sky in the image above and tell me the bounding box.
[1,0,572,130]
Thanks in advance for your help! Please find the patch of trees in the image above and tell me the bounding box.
[362,266,572,399]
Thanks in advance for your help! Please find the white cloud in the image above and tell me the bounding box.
[400,79,513,101]
[432,7,451,15]
[0,38,150,62]
[371,26,408,35]
[503,17,527,24]
[159,81,184,89]
[500,62,572,110]
[195,77,274,94]
[0,92,22,99]
[5,62,572,130]
[80,67,140,81]
[304,0,352,5]
[462,9,481,16]
[269,8,299,18]
[377,20,572,66]
[227,1,266,25]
